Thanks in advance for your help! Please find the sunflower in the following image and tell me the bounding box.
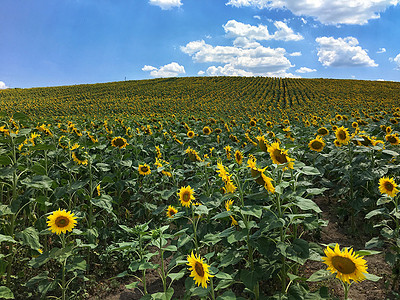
[225,200,238,226]
[335,126,351,145]
[178,185,195,207]
[216,162,229,181]
[385,133,400,145]
[187,130,195,138]
[223,176,237,194]
[58,136,70,149]
[334,139,342,147]
[249,119,257,126]
[138,164,151,175]
[47,209,77,235]
[267,142,294,170]
[317,127,329,136]
[72,150,89,166]
[202,126,212,135]
[322,244,368,284]
[166,205,178,218]
[187,251,214,288]
[351,122,359,129]
[309,136,325,152]
[266,121,273,128]
[257,135,269,153]
[234,150,243,164]
[386,126,393,134]
[379,177,399,197]
[111,136,128,149]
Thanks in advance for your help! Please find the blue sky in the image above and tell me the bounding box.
[1,0,400,89]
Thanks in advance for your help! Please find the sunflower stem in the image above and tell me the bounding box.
[210,277,216,300]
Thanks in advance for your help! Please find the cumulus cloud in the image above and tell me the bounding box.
[290,51,302,56]
[181,39,296,77]
[377,47,386,53]
[142,62,185,77]
[149,0,182,10]
[295,67,316,73]
[393,53,400,69]
[226,0,400,25]
[223,19,303,42]
[0,81,8,89]
[316,36,378,67]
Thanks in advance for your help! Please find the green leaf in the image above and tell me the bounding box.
[365,208,387,219]
[0,205,13,216]
[194,204,209,216]
[13,112,28,122]
[15,227,42,250]
[295,197,321,213]
[382,149,399,157]
[364,273,382,282]
[307,269,332,282]
[168,271,185,281]
[91,194,113,211]
[0,234,18,244]
[0,286,14,299]
[355,250,381,256]
[31,163,46,175]
[0,155,12,166]
[125,281,140,290]
[217,290,237,300]
[306,188,328,196]
[215,271,233,280]
[298,166,320,176]
[21,175,53,190]
[241,206,263,219]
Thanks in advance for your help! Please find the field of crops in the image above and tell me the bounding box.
[1,77,400,299]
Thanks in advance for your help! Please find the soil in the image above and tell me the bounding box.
[89,196,395,300]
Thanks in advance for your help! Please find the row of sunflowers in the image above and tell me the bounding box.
[0,104,399,299]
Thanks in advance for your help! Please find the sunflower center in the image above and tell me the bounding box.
[273,149,288,164]
[318,128,328,135]
[169,209,176,216]
[337,130,347,141]
[114,138,125,147]
[194,261,205,277]
[311,140,323,150]
[182,192,190,202]
[331,256,356,274]
[384,181,394,192]
[387,136,397,143]
[141,166,149,173]
[55,216,70,228]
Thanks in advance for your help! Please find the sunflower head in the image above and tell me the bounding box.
[249,119,257,127]
[379,177,399,197]
[317,127,329,136]
[257,135,269,153]
[234,150,243,164]
[187,251,214,288]
[335,126,350,145]
[266,121,273,128]
[47,209,77,235]
[187,130,195,138]
[138,163,151,175]
[267,142,294,170]
[322,244,368,284]
[351,122,359,129]
[385,133,400,145]
[309,136,325,152]
[203,126,212,135]
[111,136,128,149]
[178,186,195,207]
[72,148,89,166]
[166,205,178,218]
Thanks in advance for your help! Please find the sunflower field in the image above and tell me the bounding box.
[1,77,400,299]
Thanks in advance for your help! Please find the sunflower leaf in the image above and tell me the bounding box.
[0,286,14,299]
[307,269,332,282]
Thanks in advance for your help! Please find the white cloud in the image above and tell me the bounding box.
[142,62,185,77]
[290,51,302,56]
[316,36,378,67]
[226,0,399,25]
[254,15,261,20]
[296,67,316,73]
[394,53,400,69]
[377,47,386,53]
[181,39,296,77]
[198,70,205,75]
[0,81,8,89]
[149,0,182,10]
[223,19,303,42]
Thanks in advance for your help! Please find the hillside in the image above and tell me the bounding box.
[1,77,400,121]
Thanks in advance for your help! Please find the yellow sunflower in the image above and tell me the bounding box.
[317,127,329,136]
[257,135,269,153]
[309,136,326,152]
[385,133,400,145]
[267,142,294,170]
[187,251,214,288]
[202,126,212,135]
[138,164,151,175]
[166,205,178,218]
[379,177,399,197]
[335,126,351,145]
[225,200,238,226]
[234,150,243,165]
[322,244,368,284]
[187,130,195,138]
[216,162,229,181]
[178,185,195,207]
[47,209,77,235]
[111,136,128,149]
[72,150,89,166]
